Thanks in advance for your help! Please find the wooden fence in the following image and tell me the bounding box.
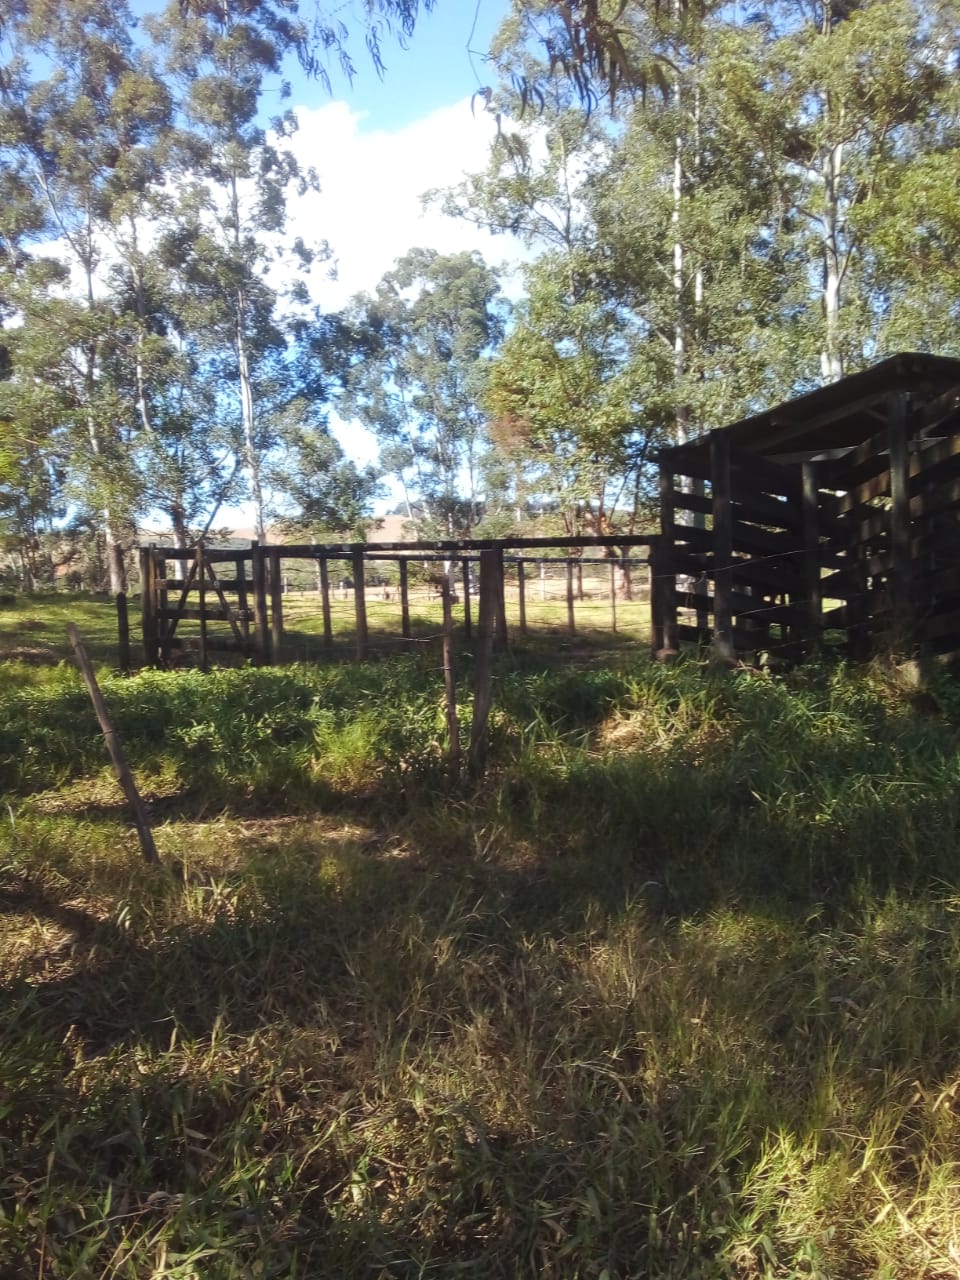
[138,535,659,668]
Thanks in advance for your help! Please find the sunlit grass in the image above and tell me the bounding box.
[3,597,960,1276]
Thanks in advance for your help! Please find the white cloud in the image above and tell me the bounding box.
[282,97,526,310]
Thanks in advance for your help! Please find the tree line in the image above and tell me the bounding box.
[1,0,958,591]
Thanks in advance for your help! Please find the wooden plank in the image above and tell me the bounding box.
[609,561,617,633]
[517,559,527,634]
[566,560,576,635]
[352,544,368,661]
[116,592,130,675]
[165,555,199,644]
[203,557,246,649]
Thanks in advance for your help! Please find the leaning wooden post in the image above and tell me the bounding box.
[399,558,411,640]
[68,624,160,866]
[461,558,472,639]
[196,545,209,672]
[441,579,461,777]
[469,548,499,778]
[318,555,332,649]
[251,540,270,664]
[116,592,131,674]
[139,547,158,668]
[517,559,527,635]
[711,430,734,659]
[566,559,576,635]
[352,544,368,661]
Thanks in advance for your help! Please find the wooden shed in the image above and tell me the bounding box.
[655,353,960,661]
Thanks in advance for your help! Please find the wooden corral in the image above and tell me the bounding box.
[137,535,657,668]
[655,353,960,662]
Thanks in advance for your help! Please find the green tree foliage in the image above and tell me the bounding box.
[341,248,507,537]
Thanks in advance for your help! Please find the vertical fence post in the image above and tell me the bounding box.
[495,545,508,649]
[461,557,472,638]
[269,547,283,665]
[352,544,368,661]
[116,591,130,674]
[648,542,664,654]
[566,560,576,635]
[251,540,270,665]
[888,391,914,650]
[139,547,158,667]
[801,461,822,652]
[711,431,734,659]
[609,561,617,634]
[469,548,498,777]
[196,545,208,671]
[319,555,332,649]
[441,579,460,777]
[658,463,679,652]
[235,555,250,644]
[517,560,527,635]
[399,558,410,640]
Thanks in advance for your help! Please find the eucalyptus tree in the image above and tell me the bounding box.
[341,248,506,538]
[0,0,175,590]
[147,0,326,544]
[706,0,959,381]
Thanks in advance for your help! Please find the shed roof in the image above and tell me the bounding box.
[659,352,960,469]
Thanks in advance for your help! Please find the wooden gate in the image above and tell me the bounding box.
[139,544,260,667]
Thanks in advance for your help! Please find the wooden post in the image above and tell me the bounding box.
[648,542,664,654]
[319,556,332,649]
[461,557,472,638]
[609,561,617,634]
[251,540,270,664]
[801,461,822,651]
[68,624,160,866]
[196,546,208,671]
[269,547,283,665]
[352,544,368,661]
[157,555,169,664]
[888,391,914,648]
[441,579,460,777]
[517,559,527,634]
[116,592,130,674]
[711,431,734,659]
[658,463,679,651]
[399,558,410,640]
[495,545,508,649]
[235,555,250,642]
[566,559,576,635]
[139,547,158,667]
[469,548,498,778]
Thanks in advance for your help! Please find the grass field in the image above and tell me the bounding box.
[3,594,960,1277]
